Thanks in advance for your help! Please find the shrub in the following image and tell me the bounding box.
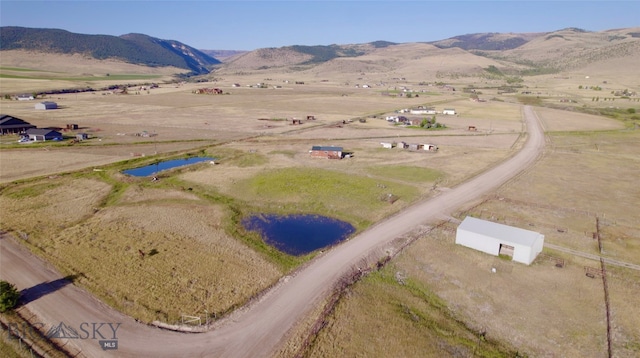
[0,280,20,312]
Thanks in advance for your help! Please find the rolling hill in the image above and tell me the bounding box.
[1,26,639,83]
[0,26,220,74]
[215,27,640,78]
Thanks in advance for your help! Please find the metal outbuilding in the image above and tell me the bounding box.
[455,216,544,265]
[35,101,58,110]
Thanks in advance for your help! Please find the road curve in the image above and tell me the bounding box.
[0,106,545,357]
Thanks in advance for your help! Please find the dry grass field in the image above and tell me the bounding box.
[1,44,640,357]
[0,50,182,94]
[1,74,523,325]
[305,122,640,357]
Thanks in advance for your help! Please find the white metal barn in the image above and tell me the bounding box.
[455,216,544,265]
[35,101,58,110]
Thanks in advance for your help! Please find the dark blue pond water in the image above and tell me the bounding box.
[123,157,214,177]
[243,214,356,256]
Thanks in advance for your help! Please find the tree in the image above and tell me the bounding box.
[0,280,20,312]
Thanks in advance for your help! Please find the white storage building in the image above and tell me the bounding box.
[455,216,544,265]
[35,101,58,110]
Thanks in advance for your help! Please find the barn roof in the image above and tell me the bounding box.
[457,216,542,247]
[311,146,343,151]
[26,128,62,136]
[0,115,35,128]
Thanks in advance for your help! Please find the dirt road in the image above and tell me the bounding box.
[0,105,545,357]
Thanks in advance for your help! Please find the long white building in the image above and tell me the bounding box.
[455,216,544,265]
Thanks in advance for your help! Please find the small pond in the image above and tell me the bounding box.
[123,157,214,177]
[243,214,356,256]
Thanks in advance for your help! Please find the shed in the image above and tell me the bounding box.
[455,216,544,265]
[0,115,36,135]
[310,146,343,159]
[35,101,58,110]
[25,128,63,142]
[443,108,457,115]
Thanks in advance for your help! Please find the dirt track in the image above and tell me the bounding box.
[0,105,545,357]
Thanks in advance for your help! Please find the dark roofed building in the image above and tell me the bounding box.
[35,101,58,110]
[0,115,36,135]
[25,128,63,142]
[310,145,343,159]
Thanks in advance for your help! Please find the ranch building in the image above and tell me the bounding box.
[17,94,34,101]
[443,108,457,115]
[0,115,36,135]
[35,101,58,110]
[309,146,343,159]
[455,216,544,265]
[25,128,63,142]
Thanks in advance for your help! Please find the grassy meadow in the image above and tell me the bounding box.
[0,141,448,324]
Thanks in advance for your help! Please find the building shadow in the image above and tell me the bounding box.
[18,274,79,306]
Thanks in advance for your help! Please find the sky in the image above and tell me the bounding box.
[1,1,639,51]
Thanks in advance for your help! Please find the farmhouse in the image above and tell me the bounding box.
[310,146,343,159]
[17,94,34,101]
[0,115,36,135]
[455,216,544,265]
[25,128,63,142]
[35,101,58,110]
[410,106,436,115]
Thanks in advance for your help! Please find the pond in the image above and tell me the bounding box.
[243,214,356,256]
[123,157,215,177]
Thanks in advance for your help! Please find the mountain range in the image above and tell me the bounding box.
[1,26,639,78]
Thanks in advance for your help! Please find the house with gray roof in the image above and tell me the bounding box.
[25,128,63,142]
